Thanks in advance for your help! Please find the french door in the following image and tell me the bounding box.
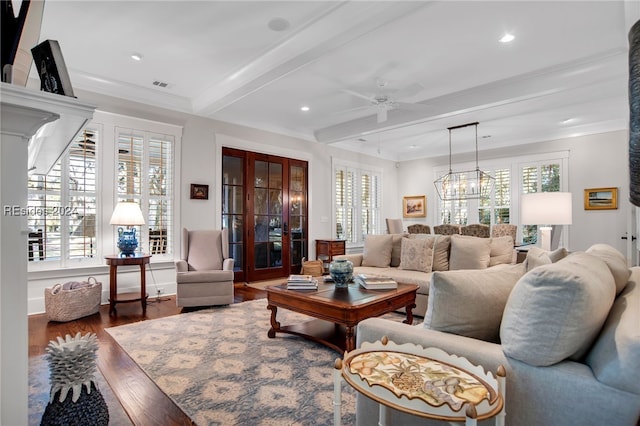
[222,147,308,282]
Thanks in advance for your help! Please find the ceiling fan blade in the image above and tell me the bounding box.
[332,105,371,116]
[392,82,425,100]
[341,88,373,102]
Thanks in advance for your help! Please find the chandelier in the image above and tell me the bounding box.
[434,122,495,201]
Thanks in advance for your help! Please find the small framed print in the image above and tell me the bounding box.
[584,187,617,210]
[403,195,426,218]
[190,184,209,200]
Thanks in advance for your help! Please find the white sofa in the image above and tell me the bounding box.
[336,233,518,316]
[354,244,640,425]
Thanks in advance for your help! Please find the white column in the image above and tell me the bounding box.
[0,103,58,425]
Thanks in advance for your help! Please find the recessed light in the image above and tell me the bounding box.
[131,53,143,61]
[499,33,515,43]
[561,118,574,124]
[300,106,310,112]
[409,144,417,149]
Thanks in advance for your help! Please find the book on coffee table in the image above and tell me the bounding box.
[287,274,318,290]
[355,274,397,289]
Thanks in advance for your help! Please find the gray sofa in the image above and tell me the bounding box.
[354,244,640,425]
[337,233,518,316]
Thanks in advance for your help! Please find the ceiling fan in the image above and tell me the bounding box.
[340,80,429,123]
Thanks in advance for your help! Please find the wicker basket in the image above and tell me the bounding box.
[45,277,102,322]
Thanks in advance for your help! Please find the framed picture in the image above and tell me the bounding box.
[403,195,426,218]
[190,184,209,200]
[584,187,617,210]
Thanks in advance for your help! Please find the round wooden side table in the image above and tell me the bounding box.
[104,254,151,315]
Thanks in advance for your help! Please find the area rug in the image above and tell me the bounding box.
[245,278,285,290]
[106,298,386,425]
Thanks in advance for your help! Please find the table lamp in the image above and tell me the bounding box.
[521,192,572,251]
[110,201,145,256]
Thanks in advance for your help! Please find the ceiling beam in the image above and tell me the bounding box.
[314,49,627,143]
[191,1,431,117]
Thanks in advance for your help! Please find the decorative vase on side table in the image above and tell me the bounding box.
[329,258,353,288]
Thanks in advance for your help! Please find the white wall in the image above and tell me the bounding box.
[398,130,630,254]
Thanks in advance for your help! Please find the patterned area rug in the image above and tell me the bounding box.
[106,298,402,425]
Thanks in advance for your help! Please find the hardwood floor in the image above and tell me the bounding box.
[29,283,266,426]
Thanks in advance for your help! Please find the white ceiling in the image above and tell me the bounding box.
[33,1,639,161]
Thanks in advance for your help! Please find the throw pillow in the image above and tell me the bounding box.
[399,237,434,273]
[489,236,514,266]
[586,243,631,295]
[361,234,393,267]
[524,246,568,272]
[449,234,491,270]
[586,281,640,395]
[424,264,525,342]
[500,252,616,366]
[389,234,405,267]
[407,234,451,271]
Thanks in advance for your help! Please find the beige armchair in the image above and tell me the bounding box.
[175,228,235,307]
[433,224,461,235]
[461,223,490,238]
[385,218,404,234]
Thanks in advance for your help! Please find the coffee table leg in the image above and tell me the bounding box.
[403,303,416,325]
[346,326,355,352]
[267,304,280,338]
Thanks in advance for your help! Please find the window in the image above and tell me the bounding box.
[333,160,382,246]
[27,129,98,266]
[116,128,174,257]
[27,112,180,271]
[435,152,567,244]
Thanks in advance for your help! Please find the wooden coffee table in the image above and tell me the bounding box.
[266,282,418,352]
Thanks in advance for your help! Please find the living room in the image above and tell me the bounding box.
[2,1,639,424]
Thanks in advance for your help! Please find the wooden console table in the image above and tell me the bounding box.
[316,239,346,273]
[105,254,151,315]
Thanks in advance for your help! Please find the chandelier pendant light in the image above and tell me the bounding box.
[434,122,495,201]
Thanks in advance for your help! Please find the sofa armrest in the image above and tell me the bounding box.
[175,259,188,273]
[334,253,363,266]
[223,258,235,271]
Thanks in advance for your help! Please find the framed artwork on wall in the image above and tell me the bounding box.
[584,187,617,210]
[403,195,426,218]
[190,183,209,200]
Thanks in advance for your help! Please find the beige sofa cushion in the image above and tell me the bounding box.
[500,252,616,366]
[524,246,568,271]
[586,243,631,295]
[362,234,393,267]
[399,237,434,273]
[489,236,514,266]
[407,234,450,271]
[449,234,491,270]
[424,264,525,342]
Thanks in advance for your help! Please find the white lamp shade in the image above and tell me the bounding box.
[109,202,145,226]
[521,192,573,225]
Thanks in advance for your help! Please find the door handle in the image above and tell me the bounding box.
[283,222,288,236]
